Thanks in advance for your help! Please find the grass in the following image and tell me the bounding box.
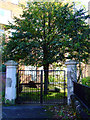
[2,83,67,104]
[18,83,67,103]
[21,83,67,93]
[19,89,67,103]
[22,87,41,92]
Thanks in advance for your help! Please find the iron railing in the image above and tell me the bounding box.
[73,81,90,109]
[16,70,67,104]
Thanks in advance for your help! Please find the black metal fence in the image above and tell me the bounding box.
[73,81,90,109]
[16,70,67,104]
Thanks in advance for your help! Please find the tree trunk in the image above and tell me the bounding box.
[44,63,49,95]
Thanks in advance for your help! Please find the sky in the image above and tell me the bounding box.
[73,0,90,10]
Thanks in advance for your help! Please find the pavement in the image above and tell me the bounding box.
[1,104,54,120]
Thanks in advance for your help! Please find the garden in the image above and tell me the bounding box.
[16,72,67,104]
[1,1,90,120]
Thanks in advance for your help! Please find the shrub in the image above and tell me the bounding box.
[81,77,90,87]
[48,75,55,82]
[0,64,6,72]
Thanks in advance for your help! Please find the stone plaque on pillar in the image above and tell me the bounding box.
[6,78,12,87]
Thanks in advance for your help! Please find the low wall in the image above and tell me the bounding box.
[73,81,90,109]
[70,94,89,120]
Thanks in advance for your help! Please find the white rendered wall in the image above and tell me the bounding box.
[5,60,18,102]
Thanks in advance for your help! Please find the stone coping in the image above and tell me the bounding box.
[5,60,18,66]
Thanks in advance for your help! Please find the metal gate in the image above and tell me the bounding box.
[16,70,67,104]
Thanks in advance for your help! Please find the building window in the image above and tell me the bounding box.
[0,9,4,16]
[11,0,19,5]
[0,8,12,25]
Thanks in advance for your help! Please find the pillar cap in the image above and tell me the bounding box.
[65,60,78,65]
[5,60,18,66]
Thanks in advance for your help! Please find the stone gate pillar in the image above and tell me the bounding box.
[5,60,18,104]
[65,60,78,105]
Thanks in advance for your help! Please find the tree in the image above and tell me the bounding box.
[2,2,89,94]
[64,7,89,81]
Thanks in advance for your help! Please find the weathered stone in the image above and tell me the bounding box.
[65,60,78,105]
[5,60,18,66]
[6,78,12,87]
[5,60,18,104]
[75,100,80,107]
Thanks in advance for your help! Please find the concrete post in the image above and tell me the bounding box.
[5,60,18,104]
[65,60,78,105]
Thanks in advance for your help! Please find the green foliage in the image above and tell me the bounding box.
[48,85,55,90]
[2,2,89,67]
[5,99,15,105]
[81,77,90,87]
[2,2,89,86]
[19,91,64,102]
[48,74,65,83]
[48,75,55,82]
[2,91,5,104]
[0,64,6,72]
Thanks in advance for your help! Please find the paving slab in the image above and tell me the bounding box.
[1,104,54,120]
